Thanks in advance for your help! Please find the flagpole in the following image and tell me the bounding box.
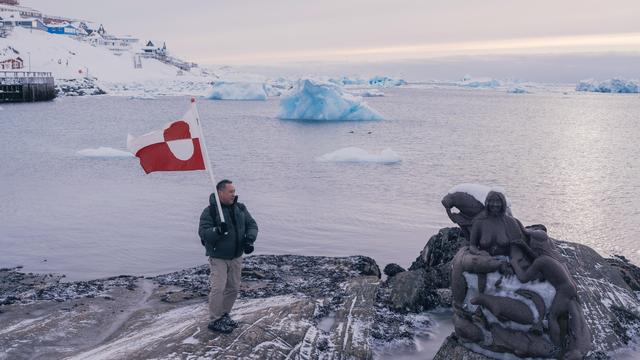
[191,98,226,226]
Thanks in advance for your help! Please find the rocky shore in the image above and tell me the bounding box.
[1,228,639,360]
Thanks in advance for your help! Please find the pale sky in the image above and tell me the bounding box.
[23,0,640,66]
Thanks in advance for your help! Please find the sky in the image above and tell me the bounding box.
[21,0,640,80]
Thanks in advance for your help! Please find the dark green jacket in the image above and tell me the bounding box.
[198,193,258,259]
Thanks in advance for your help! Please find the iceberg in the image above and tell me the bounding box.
[458,77,501,88]
[368,76,407,87]
[317,147,401,164]
[206,82,267,100]
[278,79,383,121]
[575,78,639,93]
[77,147,133,158]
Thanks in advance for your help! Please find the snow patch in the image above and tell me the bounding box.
[77,147,133,158]
[278,79,383,121]
[206,81,267,101]
[317,147,401,164]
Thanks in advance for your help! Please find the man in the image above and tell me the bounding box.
[198,179,258,333]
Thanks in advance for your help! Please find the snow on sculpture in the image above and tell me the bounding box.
[278,79,383,121]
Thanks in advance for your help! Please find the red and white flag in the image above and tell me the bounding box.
[127,103,206,174]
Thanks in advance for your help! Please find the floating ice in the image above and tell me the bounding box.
[368,76,407,87]
[351,89,384,97]
[575,78,640,93]
[330,76,367,86]
[458,77,501,88]
[77,147,133,158]
[317,147,401,164]
[507,87,529,94]
[278,79,383,121]
[206,81,267,100]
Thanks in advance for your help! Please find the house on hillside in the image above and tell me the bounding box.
[141,40,167,57]
[0,56,23,69]
[0,12,46,31]
[47,22,86,36]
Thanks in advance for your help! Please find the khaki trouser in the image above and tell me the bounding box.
[208,256,242,321]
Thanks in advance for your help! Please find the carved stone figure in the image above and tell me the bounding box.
[511,230,592,358]
[446,189,592,359]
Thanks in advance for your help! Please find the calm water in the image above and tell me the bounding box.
[2,88,640,282]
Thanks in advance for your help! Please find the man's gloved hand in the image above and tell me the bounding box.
[243,243,255,254]
[215,222,228,235]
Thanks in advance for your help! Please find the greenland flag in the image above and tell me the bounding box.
[127,104,206,174]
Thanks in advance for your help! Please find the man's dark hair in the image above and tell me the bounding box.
[216,179,233,192]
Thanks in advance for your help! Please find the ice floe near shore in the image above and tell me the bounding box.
[279,79,384,121]
[77,147,133,158]
[576,78,640,93]
[206,81,268,100]
[317,147,401,164]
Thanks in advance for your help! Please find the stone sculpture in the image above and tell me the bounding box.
[445,188,592,359]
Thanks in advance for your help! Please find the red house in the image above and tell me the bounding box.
[0,57,23,70]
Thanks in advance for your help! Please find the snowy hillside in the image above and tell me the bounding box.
[0,28,216,96]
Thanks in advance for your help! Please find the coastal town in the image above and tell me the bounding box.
[0,0,195,72]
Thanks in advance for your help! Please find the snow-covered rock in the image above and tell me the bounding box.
[576,78,640,93]
[56,77,106,97]
[317,147,401,164]
[278,79,383,121]
[368,76,407,87]
[205,81,267,100]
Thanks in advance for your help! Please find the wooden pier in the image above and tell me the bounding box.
[0,71,55,102]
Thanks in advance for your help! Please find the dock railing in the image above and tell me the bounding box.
[0,71,54,85]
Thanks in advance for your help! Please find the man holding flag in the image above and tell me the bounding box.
[199,179,258,333]
[127,99,258,334]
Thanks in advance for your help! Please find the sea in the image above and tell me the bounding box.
[2,85,640,358]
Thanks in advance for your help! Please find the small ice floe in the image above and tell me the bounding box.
[576,78,639,93]
[457,76,501,88]
[507,87,529,94]
[128,94,157,100]
[206,81,267,100]
[351,89,384,97]
[316,147,401,164]
[279,79,383,121]
[77,147,133,158]
[368,76,407,87]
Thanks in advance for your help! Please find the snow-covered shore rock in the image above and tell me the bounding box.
[55,77,106,97]
[278,79,384,121]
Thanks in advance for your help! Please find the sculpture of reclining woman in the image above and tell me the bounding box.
[511,230,592,359]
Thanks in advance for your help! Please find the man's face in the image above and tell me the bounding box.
[218,183,236,205]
